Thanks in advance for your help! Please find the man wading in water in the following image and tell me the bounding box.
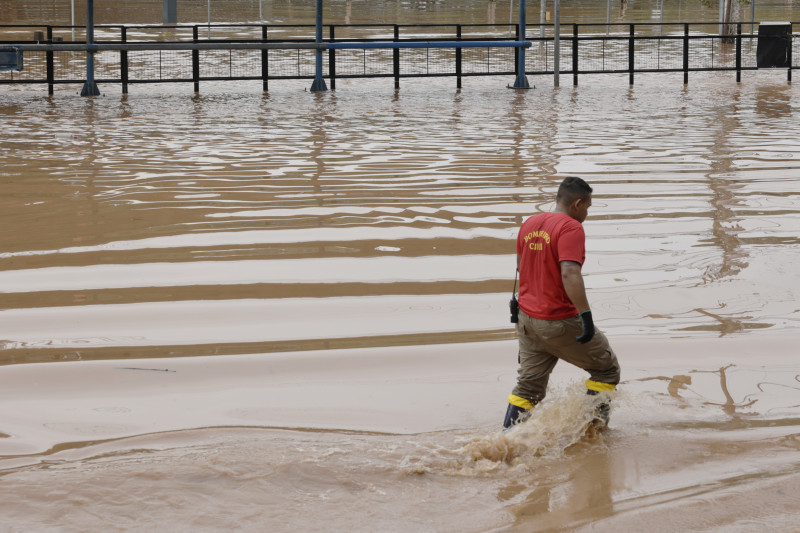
[504,176,621,429]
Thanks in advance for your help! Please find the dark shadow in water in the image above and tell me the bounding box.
[628,365,800,430]
[0,328,516,366]
[680,307,773,336]
[633,364,761,419]
[635,374,693,408]
[755,85,792,119]
[508,89,562,218]
[693,364,758,417]
[702,88,747,283]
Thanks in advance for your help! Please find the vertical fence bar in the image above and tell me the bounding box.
[683,23,689,84]
[121,26,128,94]
[736,23,741,82]
[554,1,560,87]
[46,26,54,95]
[261,25,268,92]
[572,23,578,86]
[393,25,400,90]
[628,24,635,85]
[456,24,462,89]
[788,27,793,83]
[514,24,519,77]
[329,25,336,90]
[192,25,200,92]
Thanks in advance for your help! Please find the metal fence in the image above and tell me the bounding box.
[1,22,797,94]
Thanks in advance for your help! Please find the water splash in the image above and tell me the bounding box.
[461,387,608,469]
[399,382,617,477]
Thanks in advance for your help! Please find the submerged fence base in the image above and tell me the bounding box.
[0,22,797,95]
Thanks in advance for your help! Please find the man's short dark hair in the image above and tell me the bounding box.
[556,176,593,205]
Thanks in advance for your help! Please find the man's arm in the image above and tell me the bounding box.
[561,260,595,344]
[560,261,590,313]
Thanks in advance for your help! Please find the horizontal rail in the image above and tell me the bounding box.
[7,40,531,52]
[10,42,323,51]
[1,21,797,29]
[327,41,530,49]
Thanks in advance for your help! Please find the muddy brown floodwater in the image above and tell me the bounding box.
[1,16,800,531]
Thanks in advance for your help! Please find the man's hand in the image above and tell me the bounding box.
[576,310,595,344]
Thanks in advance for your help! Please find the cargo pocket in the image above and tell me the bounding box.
[539,320,565,341]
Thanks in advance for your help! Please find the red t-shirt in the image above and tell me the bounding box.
[516,212,585,320]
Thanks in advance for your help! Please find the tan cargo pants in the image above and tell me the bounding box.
[511,309,621,407]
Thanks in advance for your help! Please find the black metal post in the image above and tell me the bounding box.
[788,31,793,83]
[393,25,400,90]
[80,0,100,96]
[736,23,741,82]
[628,24,634,85]
[683,23,689,84]
[192,25,200,92]
[261,25,268,92]
[329,25,336,90]
[121,26,128,94]
[456,25,462,89]
[46,26,54,95]
[514,25,519,77]
[572,23,578,86]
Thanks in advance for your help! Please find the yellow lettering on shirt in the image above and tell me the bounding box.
[523,230,550,252]
[523,230,551,244]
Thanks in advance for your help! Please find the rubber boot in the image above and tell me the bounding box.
[503,403,530,429]
[586,389,610,428]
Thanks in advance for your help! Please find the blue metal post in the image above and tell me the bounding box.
[310,0,328,91]
[80,0,100,96]
[513,0,530,88]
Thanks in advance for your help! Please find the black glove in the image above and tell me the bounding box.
[576,310,595,344]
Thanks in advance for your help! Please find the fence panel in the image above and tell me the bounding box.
[52,51,85,80]
[1,22,796,90]
[578,38,629,72]
[334,48,393,77]
[128,50,192,81]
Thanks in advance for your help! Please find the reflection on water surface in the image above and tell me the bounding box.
[0,75,799,363]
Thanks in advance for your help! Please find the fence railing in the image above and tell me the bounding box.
[1,22,797,94]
